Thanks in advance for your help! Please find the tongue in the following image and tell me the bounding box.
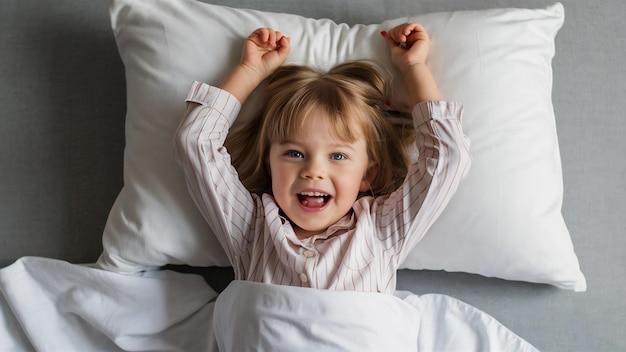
[300,195,326,207]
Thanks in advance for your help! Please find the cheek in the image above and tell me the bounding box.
[337,173,365,196]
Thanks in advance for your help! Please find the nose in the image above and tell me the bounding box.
[300,156,326,180]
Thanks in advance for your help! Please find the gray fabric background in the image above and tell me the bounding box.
[1,1,624,350]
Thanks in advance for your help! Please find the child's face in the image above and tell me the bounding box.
[267,108,376,239]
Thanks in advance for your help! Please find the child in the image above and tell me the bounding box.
[174,24,471,294]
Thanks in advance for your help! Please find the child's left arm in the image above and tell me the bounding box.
[382,22,441,104]
[375,23,472,262]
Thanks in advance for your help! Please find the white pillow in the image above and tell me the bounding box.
[99,0,586,291]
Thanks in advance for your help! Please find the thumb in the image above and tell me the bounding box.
[381,30,403,51]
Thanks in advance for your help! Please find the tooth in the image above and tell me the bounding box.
[299,191,330,197]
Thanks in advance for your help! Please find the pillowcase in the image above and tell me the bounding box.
[98,0,586,291]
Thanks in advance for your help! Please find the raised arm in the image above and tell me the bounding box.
[172,28,290,262]
[221,28,290,103]
[374,24,471,263]
[382,22,441,104]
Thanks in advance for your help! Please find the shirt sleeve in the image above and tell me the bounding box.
[373,101,472,265]
[172,81,256,261]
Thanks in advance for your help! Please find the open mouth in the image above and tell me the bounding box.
[297,192,331,208]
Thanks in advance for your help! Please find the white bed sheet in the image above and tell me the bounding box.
[0,257,537,351]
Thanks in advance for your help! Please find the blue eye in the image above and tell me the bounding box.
[286,150,304,158]
[330,153,347,161]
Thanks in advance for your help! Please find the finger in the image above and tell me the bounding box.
[409,23,429,41]
[382,31,400,49]
[276,35,291,58]
[390,23,411,42]
[406,30,428,44]
[257,28,269,41]
[274,31,285,47]
[267,29,277,47]
[403,23,419,35]
[386,26,402,43]
[387,23,413,45]
[250,28,268,46]
[382,28,411,51]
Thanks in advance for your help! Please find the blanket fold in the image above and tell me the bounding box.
[0,257,538,351]
[0,257,218,351]
[214,280,420,351]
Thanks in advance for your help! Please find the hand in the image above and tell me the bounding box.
[382,22,430,74]
[221,28,290,103]
[240,28,291,82]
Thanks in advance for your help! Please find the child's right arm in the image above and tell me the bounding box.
[172,28,289,262]
[221,28,290,103]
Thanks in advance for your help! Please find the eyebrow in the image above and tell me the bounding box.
[282,139,358,152]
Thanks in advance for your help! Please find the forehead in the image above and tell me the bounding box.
[291,105,366,142]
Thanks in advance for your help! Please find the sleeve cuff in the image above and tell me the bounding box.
[412,101,464,125]
[185,81,242,115]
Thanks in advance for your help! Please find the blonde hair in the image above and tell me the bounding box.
[225,61,413,196]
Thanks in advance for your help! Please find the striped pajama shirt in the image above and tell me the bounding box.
[174,81,471,294]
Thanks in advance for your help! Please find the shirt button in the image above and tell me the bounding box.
[299,273,308,283]
[303,250,315,258]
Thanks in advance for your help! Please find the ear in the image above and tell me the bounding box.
[359,162,379,192]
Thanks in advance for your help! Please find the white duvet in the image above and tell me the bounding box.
[0,257,538,351]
